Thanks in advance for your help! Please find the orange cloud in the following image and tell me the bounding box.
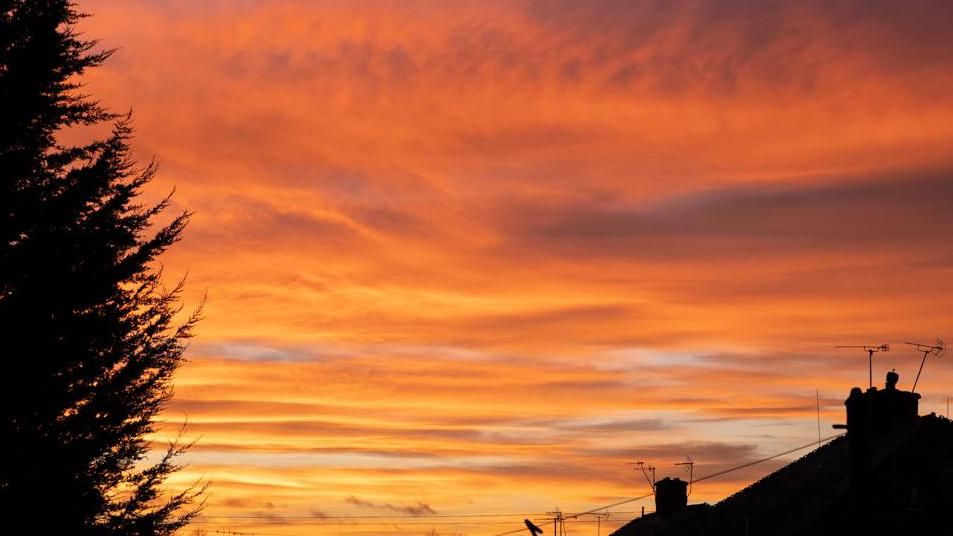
[70,0,953,534]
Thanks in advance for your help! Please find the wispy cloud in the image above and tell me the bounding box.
[345,496,438,516]
[71,0,953,533]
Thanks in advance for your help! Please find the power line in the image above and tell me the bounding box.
[194,519,598,526]
[195,511,647,521]
[488,494,656,536]
[692,433,843,485]
[193,435,846,536]
[489,432,844,536]
[198,531,289,536]
[194,520,623,536]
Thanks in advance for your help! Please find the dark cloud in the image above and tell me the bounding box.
[218,499,282,518]
[221,497,257,508]
[164,420,553,447]
[345,496,437,516]
[464,439,786,489]
[344,496,376,508]
[710,406,815,417]
[250,508,287,523]
[499,170,953,261]
[579,439,797,487]
[526,0,953,95]
[167,398,334,414]
[531,417,669,433]
[591,440,757,463]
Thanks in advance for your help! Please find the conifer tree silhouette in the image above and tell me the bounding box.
[0,1,204,533]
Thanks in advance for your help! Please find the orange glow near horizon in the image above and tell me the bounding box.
[75,1,953,534]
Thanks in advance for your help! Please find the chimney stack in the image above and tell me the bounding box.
[845,370,920,439]
[845,371,921,504]
[654,477,688,518]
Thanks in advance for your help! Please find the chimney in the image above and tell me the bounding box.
[845,370,920,439]
[654,477,688,518]
[845,371,921,502]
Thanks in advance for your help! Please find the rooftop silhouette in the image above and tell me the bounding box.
[611,371,953,536]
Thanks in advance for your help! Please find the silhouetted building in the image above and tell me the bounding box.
[611,372,953,536]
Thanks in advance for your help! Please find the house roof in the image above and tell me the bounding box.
[611,413,953,536]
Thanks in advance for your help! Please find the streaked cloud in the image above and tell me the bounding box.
[346,496,438,517]
[70,0,953,534]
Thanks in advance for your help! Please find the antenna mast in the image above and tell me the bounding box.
[545,509,565,536]
[626,461,656,492]
[675,457,694,496]
[834,344,889,389]
[905,339,945,393]
[590,511,610,536]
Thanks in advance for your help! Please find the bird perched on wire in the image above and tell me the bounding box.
[524,518,544,535]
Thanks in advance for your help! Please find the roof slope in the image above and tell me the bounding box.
[612,414,953,536]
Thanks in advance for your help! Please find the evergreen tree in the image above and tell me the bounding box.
[0,1,204,533]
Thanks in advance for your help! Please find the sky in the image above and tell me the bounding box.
[74,1,953,535]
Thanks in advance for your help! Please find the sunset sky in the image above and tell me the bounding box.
[74,1,953,534]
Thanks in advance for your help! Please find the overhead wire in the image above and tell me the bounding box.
[191,434,845,536]
[194,510,648,522]
[692,433,844,484]
[489,432,844,536]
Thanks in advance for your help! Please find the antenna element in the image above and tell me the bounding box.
[625,461,656,492]
[834,344,889,389]
[904,340,945,393]
[675,457,694,496]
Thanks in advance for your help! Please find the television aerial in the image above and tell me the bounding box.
[675,456,695,496]
[625,461,656,492]
[905,339,945,393]
[834,344,889,389]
